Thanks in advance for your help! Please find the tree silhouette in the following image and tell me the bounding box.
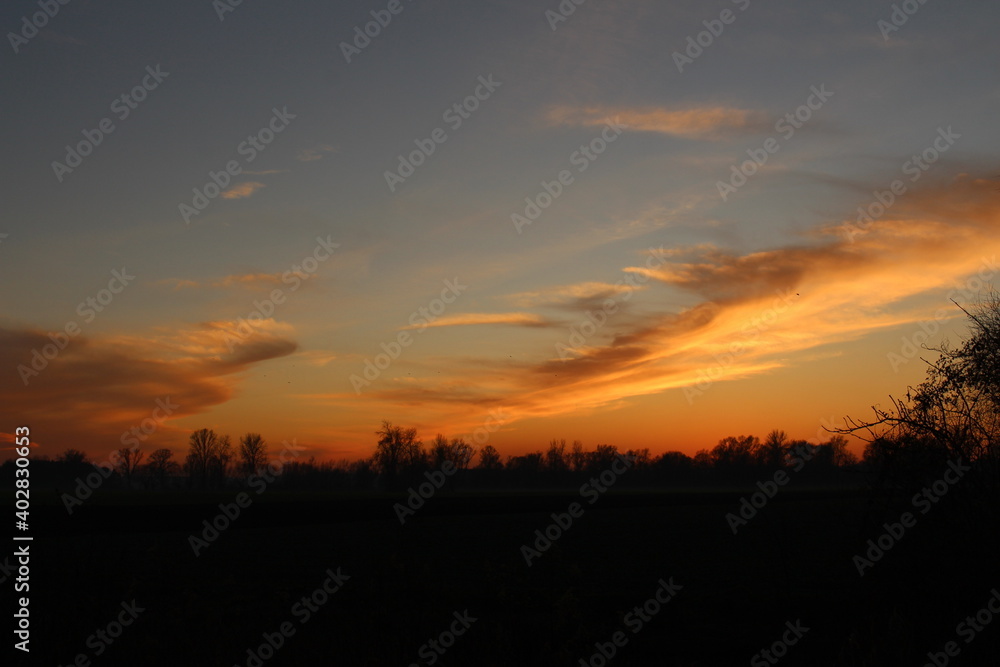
[840,289,1000,515]
[58,448,88,465]
[762,429,789,467]
[477,444,503,470]
[185,428,232,489]
[372,421,423,487]
[146,448,178,489]
[238,433,268,477]
[113,446,144,488]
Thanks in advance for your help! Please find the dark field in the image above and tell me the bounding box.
[9,486,999,666]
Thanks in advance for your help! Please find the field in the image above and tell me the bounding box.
[12,484,998,666]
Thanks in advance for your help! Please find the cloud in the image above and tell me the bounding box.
[156,278,200,291]
[297,144,338,162]
[0,322,298,457]
[155,273,289,290]
[221,181,266,200]
[318,174,1000,434]
[213,273,286,288]
[401,312,551,330]
[507,282,641,308]
[545,105,771,140]
[299,350,338,367]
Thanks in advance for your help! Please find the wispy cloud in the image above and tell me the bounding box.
[297,144,338,162]
[507,282,640,308]
[221,181,266,200]
[546,105,770,140]
[315,174,1000,433]
[402,312,551,330]
[0,322,298,454]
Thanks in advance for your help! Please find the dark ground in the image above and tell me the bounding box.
[5,485,999,666]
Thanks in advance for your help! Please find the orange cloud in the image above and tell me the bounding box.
[506,282,641,308]
[296,144,338,162]
[316,174,1000,437]
[545,105,770,139]
[221,181,266,199]
[0,322,298,458]
[402,313,550,330]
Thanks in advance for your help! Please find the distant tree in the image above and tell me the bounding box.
[545,439,568,473]
[185,428,232,489]
[826,435,857,467]
[113,446,145,488]
[477,444,503,470]
[450,438,474,471]
[710,435,761,468]
[761,430,789,467]
[692,449,713,468]
[841,291,1000,467]
[372,421,423,484]
[588,444,620,472]
[429,434,451,468]
[239,433,268,477]
[146,448,178,488]
[625,448,651,469]
[57,449,88,465]
[429,435,473,471]
[839,290,1000,522]
[569,440,587,472]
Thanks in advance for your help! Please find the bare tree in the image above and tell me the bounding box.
[545,439,567,473]
[185,428,232,489]
[239,433,268,477]
[838,290,1000,515]
[58,449,88,465]
[113,446,145,488]
[372,421,423,483]
[762,429,789,467]
[477,444,503,470]
[146,448,178,489]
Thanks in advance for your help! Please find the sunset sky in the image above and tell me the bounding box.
[2,0,999,463]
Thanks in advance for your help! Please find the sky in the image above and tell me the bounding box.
[1,0,999,464]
